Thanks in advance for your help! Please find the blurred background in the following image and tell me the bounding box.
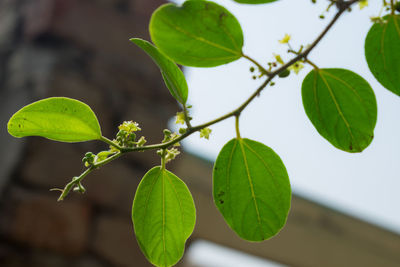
[0,0,399,266]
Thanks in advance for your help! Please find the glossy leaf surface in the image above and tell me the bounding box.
[130,38,188,104]
[365,15,400,96]
[8,97,102,142]
[150,0,244,67]
[132,167,196,267]
[213,138,291,241]
[233,0,278,4]
[302,68,377,152]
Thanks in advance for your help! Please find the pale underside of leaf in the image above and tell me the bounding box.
[130,38,188,104]
[7,97,101,142]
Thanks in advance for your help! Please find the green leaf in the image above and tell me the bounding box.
[150,0,244,67]
[213,138,291,242]
[132,166,196,267]
[7,97,102,142]
[302,68,377,152]
[233,0,278,4]
[130,38,188,104]
[365,15,400,96]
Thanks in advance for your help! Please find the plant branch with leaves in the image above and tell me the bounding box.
[7,0,400,266]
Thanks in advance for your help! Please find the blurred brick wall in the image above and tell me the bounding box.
[0,0,178,266]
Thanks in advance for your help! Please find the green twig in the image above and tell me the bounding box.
[161,150,167,170]
[235,115,241,139]
[390,0,395,14]
[242,54,271,76]
[182,104,193,129]
[100,136,124,151]
[56,151,122,201]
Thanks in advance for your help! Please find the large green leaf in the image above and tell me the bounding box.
[365,15,400,96]
[233,0,278,4]
[302,68,377,152]
[130,38,188,104]
[132,166,196,267]
[213,138,291,241]
[150,0,244,67]
[7,97,102,142]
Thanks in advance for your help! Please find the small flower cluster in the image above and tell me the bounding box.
[115,121,144,148]
[83,121,147,169]
[162,129,180,145]
[164,148,181,163]
[200,127,212,140]
[175,105,193,133]
[82,150,116,167]
[288,61,304,75]
[105,121,147,153]
[358,0,368,10]
[269,33,305,79]
[157,129,182,163]
[370,0,399,23]
[250,65,264,80]
[175,111,186,125]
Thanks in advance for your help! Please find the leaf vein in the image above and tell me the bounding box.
[159,17,240,56]
[238,139,264,239]
[322,71,373,125]
[319,71,360,150]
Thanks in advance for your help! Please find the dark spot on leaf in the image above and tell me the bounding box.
[217,191,224,197]
[349,144,353,150]
[219,199,224,204]
[218,12,227,25]
[18,124,21,128]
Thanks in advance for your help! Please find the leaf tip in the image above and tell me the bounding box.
[129,37,140,43]
[7,112,21,138]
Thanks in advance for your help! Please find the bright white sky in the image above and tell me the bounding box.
[186,239,284,267]
[170,0,400,234]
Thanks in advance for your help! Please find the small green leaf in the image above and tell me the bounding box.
[132,166,196,267]
[130,38,188,104]
[8,97,102,142]
[233,0,278,4]
[150,0,244,67]
[213,138,291,242]
[302,68,377,152]
[365,15,400,96]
